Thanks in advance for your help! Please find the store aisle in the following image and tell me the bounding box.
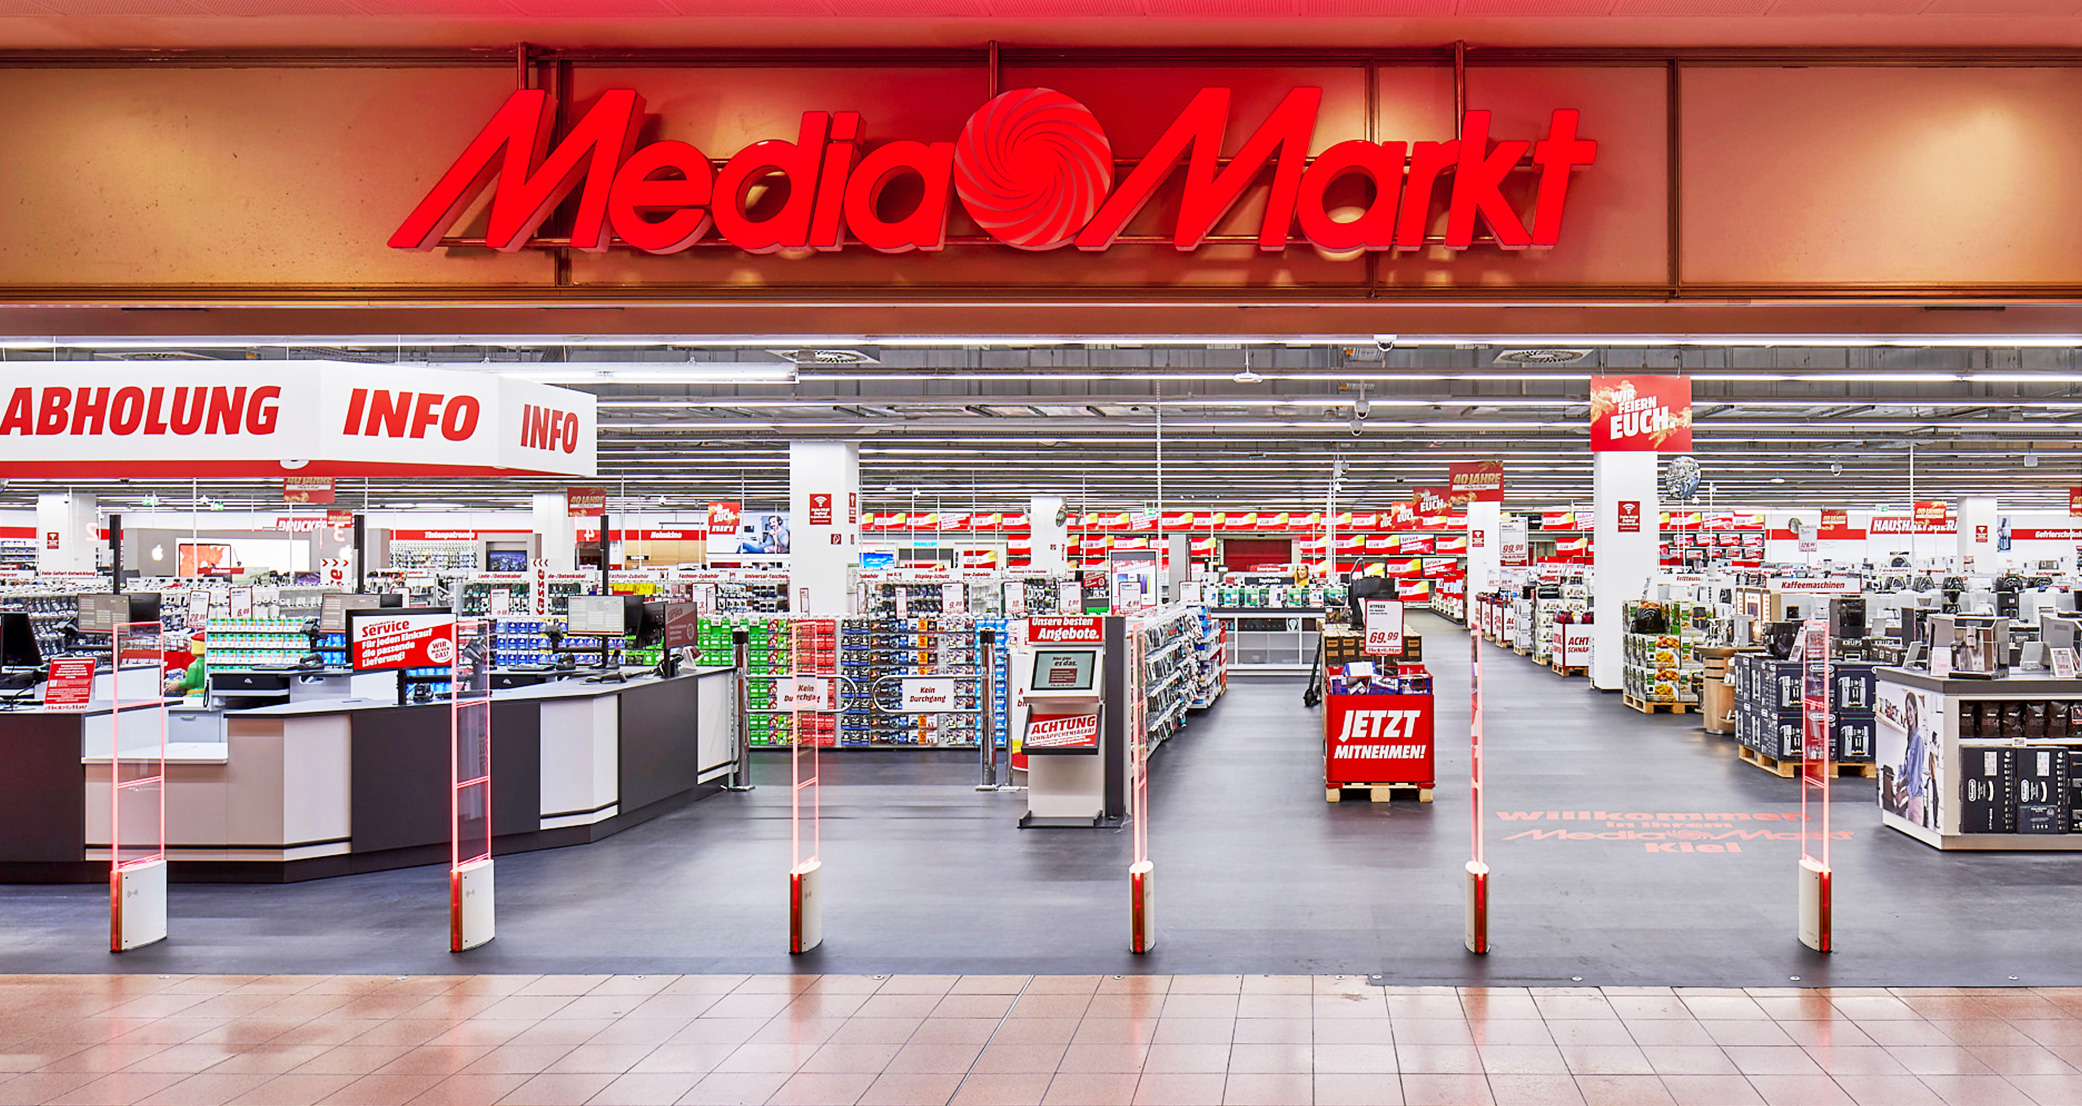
[0,613,2078,986]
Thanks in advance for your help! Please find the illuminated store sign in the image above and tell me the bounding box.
[393,87,1596,256]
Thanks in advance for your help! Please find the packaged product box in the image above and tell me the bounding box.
[1959,744,2018,834]
[2016,746,2065,834]
[2065,749,2082,832]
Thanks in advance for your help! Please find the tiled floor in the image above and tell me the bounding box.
[4,975,2082,1106]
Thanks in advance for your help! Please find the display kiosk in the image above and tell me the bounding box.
[1016,616,1128,827]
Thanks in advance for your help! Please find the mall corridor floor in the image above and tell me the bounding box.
[2,972,2081,1105]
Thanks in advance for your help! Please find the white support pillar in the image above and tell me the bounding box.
[36,492,96,574]
[1592,453,1658,692]
[1030,496,1070,573]
[1957,497,1998,573]
[531,493,576,572]
[790,441,861,616]
[1465,500,1502,596]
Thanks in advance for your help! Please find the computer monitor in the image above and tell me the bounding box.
[658,601,700,649]
[632,602,666,649]
[2042,613,2082,655]
[76,593,162,634]
[567,594,644,636]
[0,612,41,668]
[1031,648,1097,691]
[320,592,402,633]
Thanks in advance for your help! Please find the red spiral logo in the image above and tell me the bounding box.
[954,88,1113,251]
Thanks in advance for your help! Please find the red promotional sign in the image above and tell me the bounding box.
[1913,501,1949,525]
[1026,712,1100,752]
[350,611,457,672]
[2072,488,2082,517]
[1818,510,1861,539]
[1617,500,1643,532]
[1325,693,1435,787]
[282,476,334,504]
[1448,461,1505,503]
[566,486,605,517]
[1589,375,1692,452]
[325,509,355,530]
[706,500,741,543]
[1027,615,1105,645]
[43,657,94,708]
[393,88,1595,257]
[808,493,833,526]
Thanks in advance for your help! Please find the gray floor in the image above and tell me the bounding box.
[1,612,2078,986]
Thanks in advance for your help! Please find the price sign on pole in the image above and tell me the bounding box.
[1364,599,1405,657]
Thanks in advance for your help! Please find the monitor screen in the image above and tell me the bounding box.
[320,592,398,633]
[486,549,528,572]
[566,595,629,636]
[1032,648,1096,691]
[0,612,41,668]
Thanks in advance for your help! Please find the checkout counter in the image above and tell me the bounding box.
[0,665,737,881]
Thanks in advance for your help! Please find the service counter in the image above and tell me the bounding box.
[1876,667,2082,851]
[0,667,737,881]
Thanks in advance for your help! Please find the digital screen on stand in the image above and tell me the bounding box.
[1032,649,1096,691]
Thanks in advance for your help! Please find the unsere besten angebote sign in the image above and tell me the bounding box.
[0,362,597,478]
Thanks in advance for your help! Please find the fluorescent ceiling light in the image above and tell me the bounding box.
[495,362,797,385]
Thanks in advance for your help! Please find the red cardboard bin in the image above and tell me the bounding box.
[1325,692,1435,790]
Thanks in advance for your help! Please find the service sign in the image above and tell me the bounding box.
[43,657,95,708]
[0,362,596,478]
[350,610,457,672]
[1617,500,1643,533]
[1589,375,1692,452]
[1027,615,1105,645]
[1025,711,1101,753]
[1448,461,1505,503]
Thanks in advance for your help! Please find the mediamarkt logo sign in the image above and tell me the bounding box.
[392,87,1596,256]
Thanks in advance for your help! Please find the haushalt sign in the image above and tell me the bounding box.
[392,87,1597,256]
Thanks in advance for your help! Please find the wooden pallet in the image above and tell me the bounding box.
[1550,663,1587,677]
[1738,745,1880,779]
[1513,646,1530,656]
[1624,694,1694,715]
[1327,782,1435,803]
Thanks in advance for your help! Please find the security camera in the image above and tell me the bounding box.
[1353,396,1370,419]
[1830,461,1843,476]
[1349,415,1364,436]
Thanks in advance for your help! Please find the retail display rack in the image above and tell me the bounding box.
[1138,607,1199,751]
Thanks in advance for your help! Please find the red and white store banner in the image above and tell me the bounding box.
[350,610,457,672]
[2071,488,2082,517]
[282,476,335,504]
[566,486,606,517]
[0,362,596,478]
[1869,511,1956,535]
[1588,375,1692,452]
[1448,461,1505,503]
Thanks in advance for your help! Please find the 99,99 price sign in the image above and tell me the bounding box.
[350,610,457,672]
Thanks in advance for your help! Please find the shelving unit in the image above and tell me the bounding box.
[1189,608,1227,710]
[1139,607,1199,750]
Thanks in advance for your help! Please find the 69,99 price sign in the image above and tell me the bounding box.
[350,610,457,672]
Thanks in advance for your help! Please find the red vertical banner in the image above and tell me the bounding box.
[1589,376,1692,452]
[2071,489,2082,517]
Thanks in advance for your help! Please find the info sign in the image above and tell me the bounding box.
[43,657,95,708]
[350,609,457,672]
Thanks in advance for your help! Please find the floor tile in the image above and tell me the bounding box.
[1397,1072,1494,1106]
[947,1072,1051,1106]
[856,1071,964,1106]
[1218,1072,1312,1106]
[1312,1073,1406,1106]
[1040,1071,1141,1106]
[763,1070,877,1106]
[1129,1071,1227,1106]
[1658,1074,1765,1106]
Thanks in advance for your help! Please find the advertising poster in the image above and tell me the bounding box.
[1501,517,1529,566]
[725,511,790,554]
[1589,375,1692,452]
[1876,681,1939,831]
[350,610,457,672]
[1026,711,1100,753]
[566,487,605,517]
[1447,460,1505,502]
[706,501,741,544]
[282,476,334,504]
